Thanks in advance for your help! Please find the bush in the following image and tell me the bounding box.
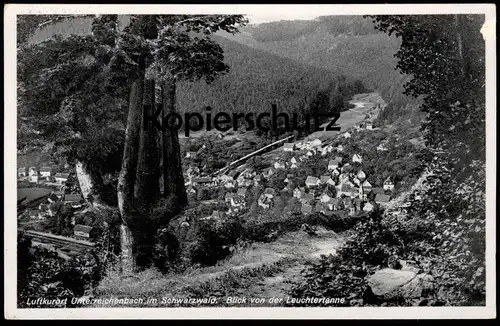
[186,218,243,266]
[17,231,107,308]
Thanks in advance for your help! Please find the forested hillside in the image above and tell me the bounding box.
[219,15,411,103]
[27,16,364,120]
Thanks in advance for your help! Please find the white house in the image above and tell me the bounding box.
[185,151,197,159]
[320,192,333,203]
[383,177,395,191]
[362,180,373,192]
[352,154,363,163]
[54,173,70,185]
[283,143,295,152]
[343,132,351,139]
[305,176,321,188]
[28,167,37,176]
[337,144,344,152]
[356,169,366,181]
[363,202,375,212]
[377,144,388,152]
[328,158,342,170]
[306,150,314,157]
[274,160,286,170]
[39,167,52,179]
[366,122,374,130]
[29,174,39,183]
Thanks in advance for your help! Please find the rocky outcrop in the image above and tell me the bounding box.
[366,268,435,302]
[367,268,417,296]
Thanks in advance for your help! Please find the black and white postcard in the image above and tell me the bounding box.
[4,3,496,319]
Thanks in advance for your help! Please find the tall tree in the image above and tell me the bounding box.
[18,14,248,272]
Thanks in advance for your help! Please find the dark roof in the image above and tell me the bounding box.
[64,194,83,202]
[375,194,391,203]
[74,225,93,233]
[320,176,331,183]
[192,177,212,183]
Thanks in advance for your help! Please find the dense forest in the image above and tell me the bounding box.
[219,15,411,102]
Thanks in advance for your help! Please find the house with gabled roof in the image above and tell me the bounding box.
[283,143,295,152]
[328,157,343,170]
[64,194,83,203]
[40,167,52,178]
[319,175,331,185]
[293,186,305,199]
[366,121,374,130]
[383,177,395,191]
[28,167,38,176]
[331,168,341,177]
[352,153,363,163]
[274,160,286,170]
[54,173,70,185]
[74,225,95,240]
[305,176,321,188]
[362,180,373,192]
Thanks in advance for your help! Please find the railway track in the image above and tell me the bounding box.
[20,229,96,259]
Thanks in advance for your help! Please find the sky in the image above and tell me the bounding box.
[245,13,321,25]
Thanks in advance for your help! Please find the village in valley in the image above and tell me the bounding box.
[178,99,408,227]
[17,165,92,243]
[16,95,406,247]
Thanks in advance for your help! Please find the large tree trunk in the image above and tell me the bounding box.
[162,78,188,212]
[134,79,161,207]
[117,76,144,273]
